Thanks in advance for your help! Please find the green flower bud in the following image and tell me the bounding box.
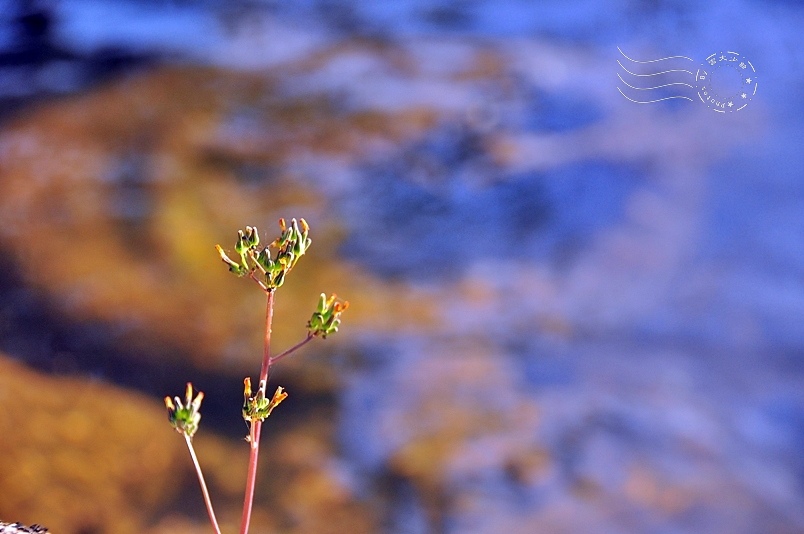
[235,230,248,254]
[246,226,259,247]
[308,294,348,337]
[316,293,327,314]
[324,312,339,330]
[292,234,304,256]
[279,228,292,248]
[216,245,246,277]
[300,218,310,243]
[256,248,273,272]
[164,383,205,438]
[307,312,323,332]
[280,251,295,267]
[243,378,287,423]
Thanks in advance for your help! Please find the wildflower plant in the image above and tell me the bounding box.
[165,218,348,534]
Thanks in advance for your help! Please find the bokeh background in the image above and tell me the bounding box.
[0,0,802,533]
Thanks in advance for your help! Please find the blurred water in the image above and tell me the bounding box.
[1,0,803,532]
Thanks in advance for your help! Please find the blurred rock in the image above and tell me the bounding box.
[0,354,184,532]
[0,354,381,533]
[0,523,49,534]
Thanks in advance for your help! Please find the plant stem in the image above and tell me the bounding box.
[240,289,275,534]
[270,333,313,365]
[259,289,275,384]
[184,434,222,534]
[240,420,262,534]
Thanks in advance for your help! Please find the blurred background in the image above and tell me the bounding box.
[0,0,802,533]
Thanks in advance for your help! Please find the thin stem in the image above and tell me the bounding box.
[270,333,314,365]
[239,420,262,534]
[248,249,267,275]
[259,290,275,384]
[248,271,269,292]
[184,434,222,534]
[240,289,274,534]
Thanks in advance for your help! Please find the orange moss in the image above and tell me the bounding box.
[0,355,184,532]
[0,354,380,533]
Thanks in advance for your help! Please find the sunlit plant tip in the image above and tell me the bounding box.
[216,218,312,289]
[242,377,288,423]
[308,293,349,338]
[164,382,205,438]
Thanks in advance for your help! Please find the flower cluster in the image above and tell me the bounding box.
[307,293,349,338]
[216,218,311,289]
[242,377,288,424]
[164,383,204,439]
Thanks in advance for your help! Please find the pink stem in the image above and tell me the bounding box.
[259,290,275,384]
[240,289,274,534]
[239,420,262,534]
[270,333,314,365]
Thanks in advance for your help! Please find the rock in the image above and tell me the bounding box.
[0,523,49,534]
